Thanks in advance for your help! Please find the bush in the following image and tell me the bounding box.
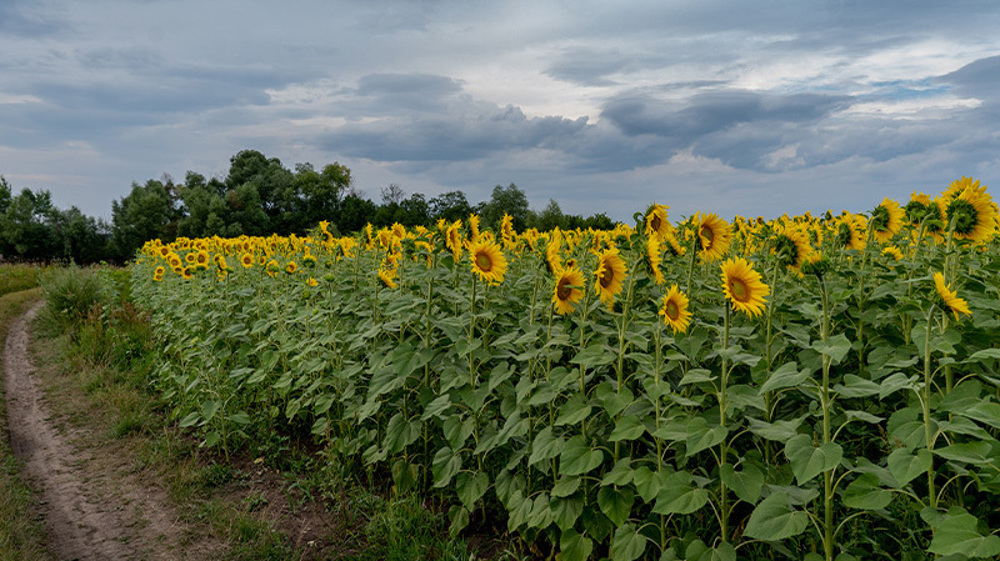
[40,266,107,332]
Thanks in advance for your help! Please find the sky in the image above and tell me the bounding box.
[2,0,1000,224]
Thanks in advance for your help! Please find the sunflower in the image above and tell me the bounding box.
[882,246,903,261]
[378,266,398,290]
[831,213,867,251]
[695,212,732,262]
[771,221,812,271]
[240,253,254,268]
[307,277,318,287]
[933,272,971,320]
[285,261,298,274]
[446,221,464,261]
[167,253,183,269]
[214,255,228,271]
[645,236,665,285]
[180,266,194,280]
[195,249,211,269]
[644,204,670,240]
[659,284,692,334]
[552,266,585,315]
[153,266,165,282]
[870,198,905,243]
[545,229,563,273]
[467,214,481,246]
[594,248,627,307]
[941,181,996,245]
[720,258,769,317]
[266,260,280,277]
[184,251,197,264]
[469,240,507,284]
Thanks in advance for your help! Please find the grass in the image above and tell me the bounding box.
[0,287,51,561]
[0,264,46,299]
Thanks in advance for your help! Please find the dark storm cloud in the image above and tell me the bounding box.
[323,103,589,162]
[355,73,465,113]
[937,55,1000,100]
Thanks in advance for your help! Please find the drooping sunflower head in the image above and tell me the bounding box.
[469,240,507,284]
[594,248,627,307]
[552,266,585,315]
[378,266,398,290]
[870,197,905,243]
[545,229,564,274]
[644,235,665,285]
[933,272,971,320]
[695,212,732,262]
[644,204,670,240]
[659,284,692,334]
[942,183,996,245]
[720,257,769,317]
[468,214,481,245]
[446,221,464,261]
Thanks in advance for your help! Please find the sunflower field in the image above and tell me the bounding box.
[130,176,1000,560]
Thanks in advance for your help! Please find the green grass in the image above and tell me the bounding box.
[0,264,46,298]
[0,287,51,561]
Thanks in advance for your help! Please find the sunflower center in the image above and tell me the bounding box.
[600,267,615,288]
[729,278,749,302]
[665,299,680,320]
[947,199,978,235]
[650,215,661,233]
[700,225,715,247]
[557,279,573,301]
[476,253,493,272]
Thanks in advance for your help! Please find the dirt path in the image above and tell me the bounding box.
[3,303,211,561]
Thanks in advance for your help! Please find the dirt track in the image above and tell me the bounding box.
[3,303,211,560]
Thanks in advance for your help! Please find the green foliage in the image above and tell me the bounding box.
[40,266,108,332]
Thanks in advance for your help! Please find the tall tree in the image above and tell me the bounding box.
[429,190,472,223]
[111,179,179,260]
[481,183,530,232]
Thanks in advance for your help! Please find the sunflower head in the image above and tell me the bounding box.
[659,284,692,334]
[870,198,904,243]
[644,235,665,285]
[720,257,769,317]
[552,266,585,315]
[285,261,298,274]
[469,240,507,284]
[933,272,971,321]
[307,277,318,287]
[942,183,996,245]
[240,253,254,268]
[594,248,627,307]
[695,212,732,262]
[378,266,398,290]
[644,204,670,240]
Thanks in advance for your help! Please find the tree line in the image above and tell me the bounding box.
[0,149,616,264]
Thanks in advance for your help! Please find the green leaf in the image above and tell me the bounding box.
[843,473,892,510]
[685,417,728,455]
[653,471,708,515]
[420,393,452,420]
[887,447,933,487]
[954,400,1000,430]
[432,446,462,488]
[528,427,565,466]
[179,411,202,428]
[928,507,1000,558]
[833,375,880,398]
[632,466,667,503]
[442,415,474,449]
[598,485,635,526]
[685,539,736,561]
[759,361,809,394]
[448,505,470,537]
[384,413,421,454]
[679,368,716,386]
[555,393,592,426]
[785,434,842,485]
[551,496,584,530]
[600,457,635,487]
[611,523,647,561]
[526,493,553,529]
[559,528,594,561]
[743,491,810,541]
[570,342,615,368]
[720,463,764,503]
[879,372,918,399]
[965,348,1000,364]
[560,435,605,476]
[551,476,582,498]
[812,333,852,363]
[934,441,994,465]
[455,471,489,510]
[747,416,804,442]
[201,400,221,423]
[610,415,647,442]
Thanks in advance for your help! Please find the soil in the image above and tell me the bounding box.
[2,303,218,561]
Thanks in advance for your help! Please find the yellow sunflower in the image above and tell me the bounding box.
[285,261,298,274]
[882,246,903,261]
[307,277,319,287]
[469,240,507,284]
[659,284,692,334]
[195,249,211,269]
[378,266,398,290]
[240,253,254,268]
[446,220,464,261]
[695,212,732,262]
[181,266,194,280]
[870,197,905,243]
[831,213,867,251]
[153,266,165,282]
[941,180,996,245]
[545,229,563,273]
[644,204,670,240]
[594,248,627,307]
[933,272,971,320]
[552,266,585,315]
[645,235,665,285]
[720,257,769,317]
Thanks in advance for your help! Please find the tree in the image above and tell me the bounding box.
[338,194,378,233]
[111,179,179,260]
[0,188,58,259]
[429,190,473,223]
[534,199,567,231]
[481,183,530,232]
[381,183,405,205]
[0,175,11,215]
